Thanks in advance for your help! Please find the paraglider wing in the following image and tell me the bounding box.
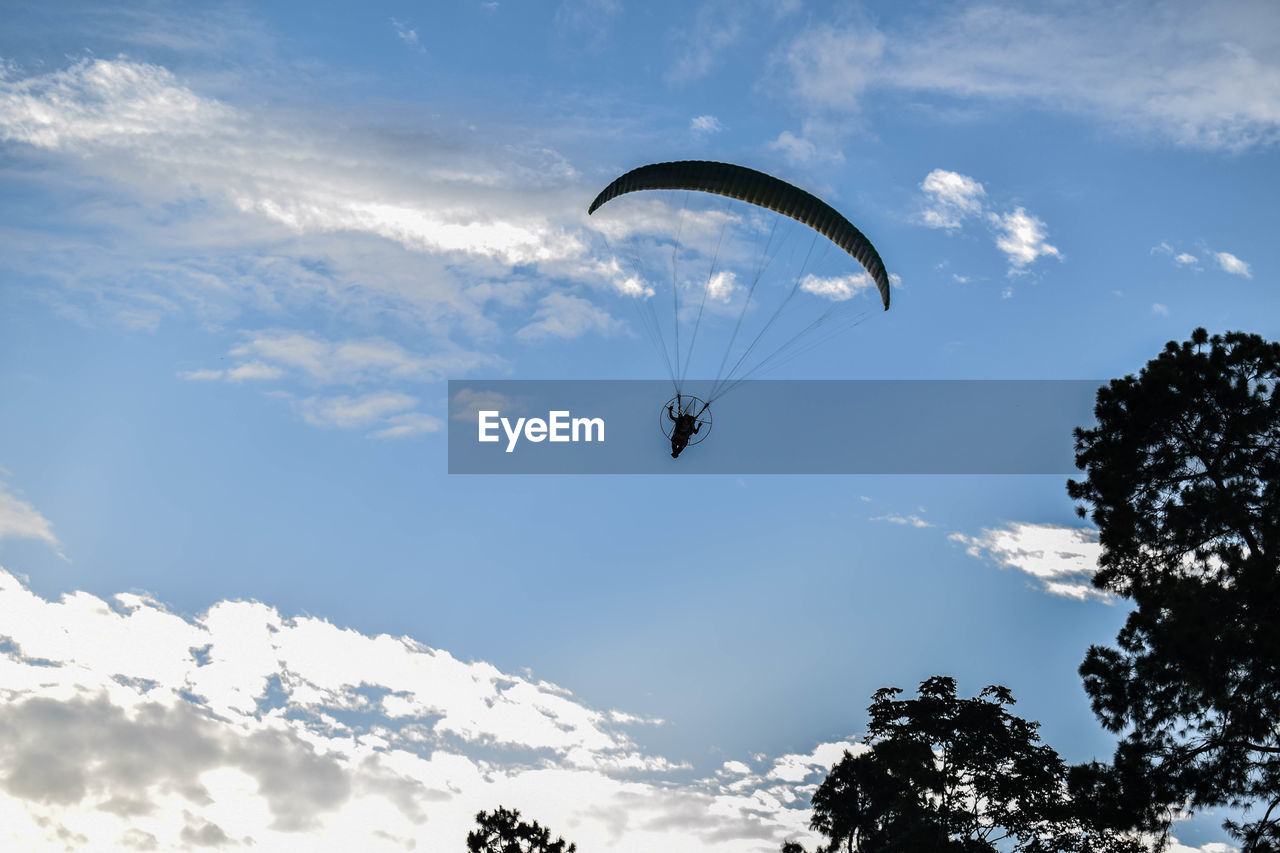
[588,160,891,310]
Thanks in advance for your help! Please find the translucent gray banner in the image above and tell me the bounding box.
[447,380,1101,474]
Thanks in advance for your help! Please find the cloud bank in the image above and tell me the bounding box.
[0,567,855,851]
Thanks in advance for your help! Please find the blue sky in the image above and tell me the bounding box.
[1,1,1277,850]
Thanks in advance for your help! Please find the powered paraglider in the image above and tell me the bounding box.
[588,160,892,458]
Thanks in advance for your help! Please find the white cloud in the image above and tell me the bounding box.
[950,523,1109,601]
[987,208,1062,271]
[668,0,803,83]
[178,368,226,381]
[449,389,525,426]
[0,58,600,339]
[367,413,444,440]
[767,742,865,783]
[771,23,886,112]
[176,330,499,432]
[0,566,852,851]
[1214,251,1252,277]
[182,361,277,384]
[295,392,421,431]
[768,130,823,165]
[871,513,933,528]
[1153,303,1170,316]
[595,258,654,299]
[768,117,850,165]
[2,56,661,454]
[705,270,739,303]
[772,1,1280,151]
[0,484,62,557]
[390,18,424,52]
[0,58,235,150]
[226,360,288,382]
[798,273,874,302]
[691,115,724,135]
[919,169,986,229]
[516,293,620,341]
[554,0,622,50]
[223,331,481,386]
[1168,841,1238,853]
[919,171,1059,275]
[1154,243,1250,277]
[176,332,482,436]
[666,2,745,83]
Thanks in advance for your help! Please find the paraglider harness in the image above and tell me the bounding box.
[667,394,707,459]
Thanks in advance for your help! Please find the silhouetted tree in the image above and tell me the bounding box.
[466,806,577,853]
[1068,329,1280,851]
[783,677,1140,853]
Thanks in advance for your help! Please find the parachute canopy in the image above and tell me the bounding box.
[588,160,891,310]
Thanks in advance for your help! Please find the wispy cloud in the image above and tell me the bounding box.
[666,0,747,84]
[767,126,845,165]
[871,513,934,529]
[691,115,725,136]
[668,0,800,84]
[271,391,441,439]
[515,292,621,341]
[771,1,1280,151]
[390,18,426,53]
[450,389,524,424]
[0,58,621,344]
[0,567,854,851]
[554,0,622,50]
[950,522,1108,602]
[227,331,486,386]
[295,391,427,431]
[770,22,885,112]
[177,331,492,436]
[2,56,679,437]
[368,412,443,440]
[0,482,63,558]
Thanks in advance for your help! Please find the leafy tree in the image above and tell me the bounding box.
[785,677,1139,853]
[466,806,577,853]
[1068,328,1280,851]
